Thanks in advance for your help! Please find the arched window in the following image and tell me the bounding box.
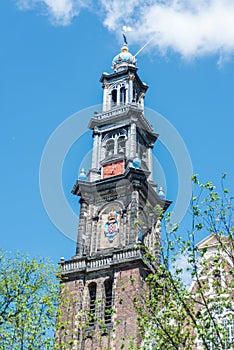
[106,139,114,157]
[103,129,127,159]
[120,87,126,104]
[104,279,113,325]
[118,136,126,155]
[111,89,117,104]
[88,282,97,327]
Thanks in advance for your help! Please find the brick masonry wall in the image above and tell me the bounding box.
[56,260,150,350]
[111,264,148,350]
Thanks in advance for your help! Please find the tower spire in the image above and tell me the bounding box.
[57,39,171,350]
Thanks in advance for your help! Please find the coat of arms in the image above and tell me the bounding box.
[104,211,119,243]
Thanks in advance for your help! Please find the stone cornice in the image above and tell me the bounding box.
[88,105,158,144]
[99,66,148,92]
[72,167,171,212]
[60,246,156,279]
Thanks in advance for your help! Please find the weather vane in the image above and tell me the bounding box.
[122,25,132,45]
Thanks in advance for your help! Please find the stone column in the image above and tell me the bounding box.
[76,200,88,255]
[114,135,118,154]
[153,219,161,262]
[148,145,153,181]
[140,93,145,110]
[108,89,112,110]
[85,205,93,255]
[125,82,129,104]
[98,133,102,164]
[130,122,137,158]
[102,83,109,111]
[100,138,105,163]
[128,75,135,103]
[91,131,99,169]
[130,189,139,243]
[117,84,121,106]
[91,217,98,254]
[96,279,106,321]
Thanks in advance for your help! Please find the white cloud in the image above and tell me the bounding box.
[99,0,143,31]
[17,0,89,26]
[16,0,234,60]
[100,0,234,61]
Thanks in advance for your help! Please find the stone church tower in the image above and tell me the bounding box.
[58,42,171,349]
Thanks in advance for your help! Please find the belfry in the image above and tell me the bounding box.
[58,40,171,349]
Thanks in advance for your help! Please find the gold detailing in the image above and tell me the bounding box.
[121,44,128,52]
[128,74,135,81]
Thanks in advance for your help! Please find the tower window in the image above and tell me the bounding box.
[104,279,113,325]
[111,89,117,104]
[88,282,97,327]
[120,87,126,104]
[102,129,128,160]
[106,139,114,157]
[118,136,126,155]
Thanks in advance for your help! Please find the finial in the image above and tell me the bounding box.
[158,186,165,199]
[132,154,141,169]
[78,168,87,181]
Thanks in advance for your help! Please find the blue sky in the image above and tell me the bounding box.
[1,0,234,263]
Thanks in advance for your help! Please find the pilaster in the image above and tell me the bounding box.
[130,122,137,159]
[148,145,153,181]
[128,74,135,104]
[102,83,109,112]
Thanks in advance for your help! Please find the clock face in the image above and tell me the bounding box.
[102,160,124,179]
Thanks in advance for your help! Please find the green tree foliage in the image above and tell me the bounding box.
[0,251,60,350]
[135,175,234,350]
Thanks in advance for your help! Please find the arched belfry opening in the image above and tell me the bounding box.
[120,86,126,104]
[88,282,97,327]
[111,89,117,105]
[57,38,171,350]
[104,278,113,325]
[118,135,126,154]
[105,138,114,157]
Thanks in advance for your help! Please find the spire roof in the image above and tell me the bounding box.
[112,42,136,71]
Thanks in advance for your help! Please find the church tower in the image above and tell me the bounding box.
[58,41,171,350]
